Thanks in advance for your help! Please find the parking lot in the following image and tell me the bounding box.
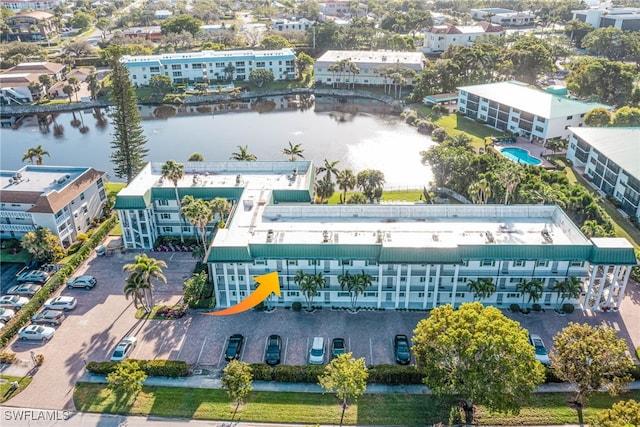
[2,245,640,411]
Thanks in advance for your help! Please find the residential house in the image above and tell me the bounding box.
[270,18,315,32]
[422,22,503,53]
[457,81,612,142]
[314,50,425,86]
[121,49,297,86]
[567,127,640,218]
[0,166,107,247]
[0,61,66,104]
[114,161,637,312]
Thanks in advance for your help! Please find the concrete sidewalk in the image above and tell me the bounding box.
[79,372,640,394]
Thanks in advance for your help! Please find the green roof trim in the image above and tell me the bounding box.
[589,247,638,265]
[208,246,253,262]
[152,187,245,201]
[272,189,313,203]
[114,193,150,210]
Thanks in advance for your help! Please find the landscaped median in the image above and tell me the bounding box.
[73,382,640,425]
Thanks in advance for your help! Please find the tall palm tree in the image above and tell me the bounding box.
[282,141,305,161]
[497,163,523,205]
[550,276,582,311]
[181,195,214,252]
[336,169,356,204]
[230,145,257,161]
[339,271,372,310]
[22,145,51,165]
[315,177,335,203]
[210,197,232,226]
[123,254,167,313]
[123,273,147,309]
[516,279,544,309]
[161,160,185,243]
[317,159,340,183]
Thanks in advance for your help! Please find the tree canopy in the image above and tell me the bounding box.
[565,57,636,106]
[161,15,203,36]
[551,322,633,405]
[21,227,64,263]
[412,302,545,423]
[318,352,368,427]
[589,399,640,427]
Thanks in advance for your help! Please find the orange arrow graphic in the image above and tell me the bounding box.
[204,271,281,316]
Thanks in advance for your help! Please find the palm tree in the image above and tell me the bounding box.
[68,76,81,101]
[210,197,231,227]
[123,254,167,313]
[22,145,51,165]
[317,159,340,183]
[282,141,305,161]
[339,271,372,311]
[181,195,214,252]
[550,276,582,311]
[230,145,257,161]
[123,273,147,309]
[497,163,522,205]
[468,177,492,204]
[516,279,544,310]
[467,278,496,301]
[161,160,185,243]
[315,177,335,203]
[336,169,356,204]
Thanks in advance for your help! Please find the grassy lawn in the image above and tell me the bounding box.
[327,189,423,204]
[0,375,32,404]
[0,247,30,264]
[434,113,506,150]
[74,383,640,425]
[106,182,126,197]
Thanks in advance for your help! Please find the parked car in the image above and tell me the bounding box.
[31,310,65,326]
[18,324,55,341]
[529,333,550,365]
[264,334,282,366]
[308,336,325,365]
[66,275,97,289]
[16,269,50,284]
[44,296,77,311]
[394,335,411,365]
[0,295,29,310]
[7,283,42,297]
[225,334,244,361]
[0,307,16,322]
[331,338,346,359]
[110,337,137,362]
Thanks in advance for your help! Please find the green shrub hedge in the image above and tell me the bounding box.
[0,214,117,348]
[86,360,189,377]
[367,364,423,385]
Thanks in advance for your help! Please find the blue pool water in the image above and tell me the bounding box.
[500,147,542,166]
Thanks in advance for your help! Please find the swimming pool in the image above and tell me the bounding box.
[500,147,542,166]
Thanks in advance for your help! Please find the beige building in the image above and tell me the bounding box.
[314,50,425,87]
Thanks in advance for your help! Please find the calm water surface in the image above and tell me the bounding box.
[1,97,434,188]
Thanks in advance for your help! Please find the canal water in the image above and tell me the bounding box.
[0,96,435,188]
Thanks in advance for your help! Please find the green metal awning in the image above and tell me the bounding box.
[208,246,253,262]
[250,243,381,260]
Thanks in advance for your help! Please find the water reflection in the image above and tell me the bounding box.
[1,96,434,188]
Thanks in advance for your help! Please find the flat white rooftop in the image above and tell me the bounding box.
[315,50,425,67]
[0,166,90,195]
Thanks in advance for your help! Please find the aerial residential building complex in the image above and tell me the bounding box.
[314,50,425,86]
[0,0,64,11]
[120,49,297,86]
[0,61,67,104]
[115,161,636,312]
[470,8,535,26]
[422,22,503,53]
[567,127,640,218]
[457,81,611,142]
[3,11,57,41]
[571,7,640,30]
[0,166,107,247]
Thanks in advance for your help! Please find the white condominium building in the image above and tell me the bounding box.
[0,166,107,247]
[120,49,297,86]
[115,161,637,312]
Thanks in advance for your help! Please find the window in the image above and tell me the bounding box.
[157,199,169,206]
[216,63,225,68]
[566,115,573,120]
[254,260,267,265]
[507,293,519,298]
[455,293,465,298]
[513,260,525,267]
[287,291,299,297]
[341,260,352,266]
[99,189,106,201]
[287,260,298,266]
[192,63,202,69]
[536,260,548,267]
[171,64,181,70]
[365,260,377,266]
[308,260,320,266]
[570,261,583,267]
[80,192,85,201]
[163,227,172,232]
[419,277,426,282]
[97,178,104,188]
[256,61,265,67]
[535,125,544,133]
[85,217,91,226]
[82,205,88,214]
[160,213,170,219]
[172,72,182,77]
[150,66,160,72]
[481,260,495,267]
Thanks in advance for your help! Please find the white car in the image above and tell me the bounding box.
[44,296,77,311]
[0,295,29,310]
[7,283,42,297]
[110,337,137,362]
[529,333,551,366]
[18,325,55,341]
[0,307,16,322]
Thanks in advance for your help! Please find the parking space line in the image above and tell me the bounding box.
[196,336,207,367]
[369,337,373,365]
[348,337,351,353]
[283,337,289,364]
[240,336,247,361]
[217,338,226,367]
[306,337,309,364]
[155,337,166,360]
[263,336,269,364]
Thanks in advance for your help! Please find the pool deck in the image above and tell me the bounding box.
[492,137,555,167]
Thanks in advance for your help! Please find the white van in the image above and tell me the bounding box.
[308,336,325,365]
